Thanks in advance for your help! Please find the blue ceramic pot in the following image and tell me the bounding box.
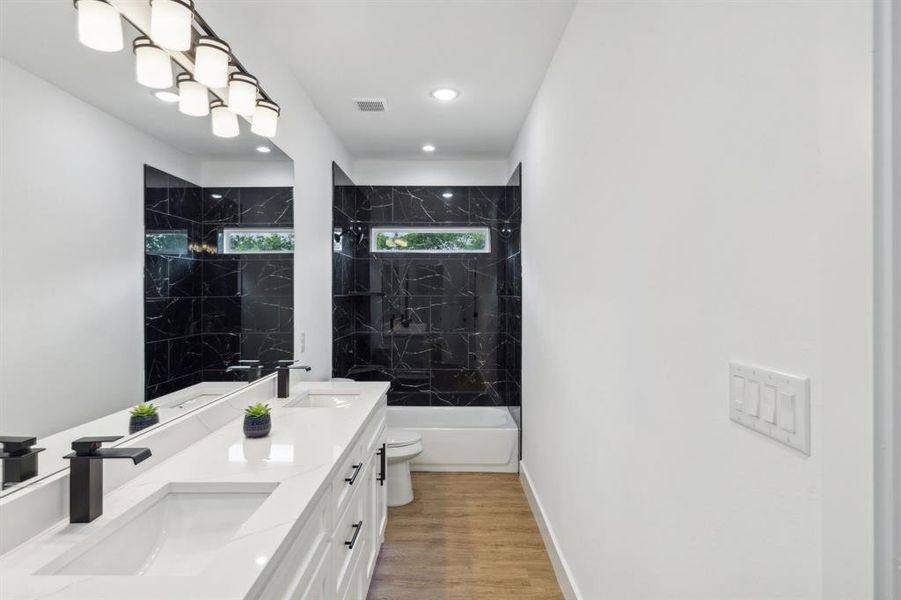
[128,414,160,435]
[243,414,271,438]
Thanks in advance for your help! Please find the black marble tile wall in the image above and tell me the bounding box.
[332,168,521,408]
[144,166,204,400]
[144,165,294,400]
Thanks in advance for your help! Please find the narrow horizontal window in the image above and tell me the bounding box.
[145,230,188,255]
[221,228,295,254]
[371,227,490,254]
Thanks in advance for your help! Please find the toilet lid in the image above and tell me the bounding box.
[387,428,421,448]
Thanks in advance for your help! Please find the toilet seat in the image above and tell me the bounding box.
[387,428,421,448]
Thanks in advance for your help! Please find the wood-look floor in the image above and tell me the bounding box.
[366,472,563,600]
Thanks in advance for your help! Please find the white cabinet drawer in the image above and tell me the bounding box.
[332,436,365,522]
[332,464,369,600]
[332,406,384,520]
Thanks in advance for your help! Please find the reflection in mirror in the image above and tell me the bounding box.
[0,1,295,496]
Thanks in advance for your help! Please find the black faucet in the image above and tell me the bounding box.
[62,436,151,523]
[226,359,264,382]
[276,360,312,398]
[0,436,45,488]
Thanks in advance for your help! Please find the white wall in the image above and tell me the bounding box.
[0,58,201,438]
[200,159,294,188]
[198,1,354,382]
[511,2,873,599]
[875,2,900,597]
[352,159,511,186]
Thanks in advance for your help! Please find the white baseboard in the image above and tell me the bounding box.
[519,461,582,600]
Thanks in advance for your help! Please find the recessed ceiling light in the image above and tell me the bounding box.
[431,88,459,101]
[422,144,436,153]
[442,191,453,199]
[256,145,271,153]
[153,90,179,103]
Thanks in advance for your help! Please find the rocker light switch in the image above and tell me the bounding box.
[777,391,796,432]
[729,362,810,455]
[731,376,745,411]
[760,385,777,423]
[744,381,760,417]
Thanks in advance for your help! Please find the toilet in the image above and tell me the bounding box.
[385,428,423,507]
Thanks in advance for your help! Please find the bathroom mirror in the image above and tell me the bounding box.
[0,2,295,496]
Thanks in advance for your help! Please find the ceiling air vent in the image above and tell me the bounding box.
[354,98,388,112]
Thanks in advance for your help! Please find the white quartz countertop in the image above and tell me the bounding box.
[0,381,389,600]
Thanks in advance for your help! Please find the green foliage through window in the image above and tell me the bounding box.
[145,231,188,255]
[223,229,294,254]
[372,228,490,253]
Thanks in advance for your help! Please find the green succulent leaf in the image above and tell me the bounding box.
[130,403,158,417]
[244,402,272,417]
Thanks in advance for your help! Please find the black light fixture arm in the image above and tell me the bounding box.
[107,1,277,106]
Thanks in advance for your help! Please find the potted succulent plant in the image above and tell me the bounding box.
[128,403,160,434]
[243,403,272,438]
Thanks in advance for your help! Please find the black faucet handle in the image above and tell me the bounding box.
[277,360,312,371]
[0,436,40,456]
[0,436,36,447]
[70,436,123,456]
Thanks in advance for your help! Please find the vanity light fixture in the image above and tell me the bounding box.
[431,88,459,102]
[256,145,271,154]
[153,90,180,103]
[251,100,280,138]
[74,0,123,52]
[194,37,230,88]
[176,73,209,116]
[210,99,239,138]
[228,73,259,117]
[133,37,173,89]
[422,144,436,153]
[149,0,194,51]
[73,0,281,142]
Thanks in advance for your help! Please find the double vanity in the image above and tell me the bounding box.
[0,379,389,600]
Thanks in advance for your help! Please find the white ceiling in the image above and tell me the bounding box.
[1,1,574,162]
[200,0,576,160]
[0,0,290,162]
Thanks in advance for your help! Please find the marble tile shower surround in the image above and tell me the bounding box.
[144,166,293,401]
[333,181,522,408]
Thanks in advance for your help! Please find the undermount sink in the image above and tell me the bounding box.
[38,482,277,577]
[285,392,360,409]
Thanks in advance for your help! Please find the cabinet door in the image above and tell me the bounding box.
[362,453,376,581]
[375,440,388,541]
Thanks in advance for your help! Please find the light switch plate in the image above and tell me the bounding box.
[729,361,810,455]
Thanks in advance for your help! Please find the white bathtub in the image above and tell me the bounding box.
[387,406,519,473]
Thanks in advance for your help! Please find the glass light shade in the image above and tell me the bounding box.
[251,100,279,138]
[133,37,172,89]
[149,0,194,51]
[75,0,123,52]
[176,73,209,117]
[194,37,230,88]
[210,100,239,138]
[227,73,258,117]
